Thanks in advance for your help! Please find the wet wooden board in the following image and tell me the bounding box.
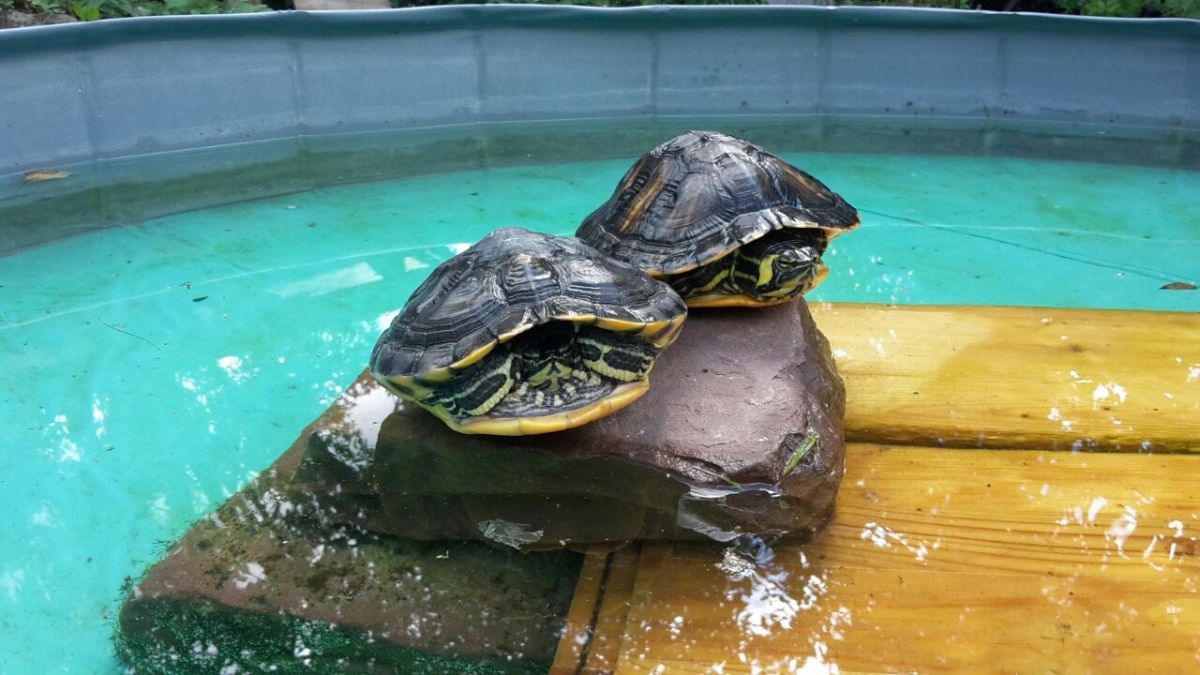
[552,545,643,675]
[811,303,1200,452]
[553,548,608,673]
[554,443,1200,674]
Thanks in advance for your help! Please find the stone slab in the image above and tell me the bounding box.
[116,415,581,674]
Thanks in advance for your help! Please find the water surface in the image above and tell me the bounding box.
[0,148,1197,672]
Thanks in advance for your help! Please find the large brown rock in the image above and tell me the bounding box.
[292,300,846,549]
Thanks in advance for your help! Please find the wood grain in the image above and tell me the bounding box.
[811,303,1200,451]
[577,444,1200,673]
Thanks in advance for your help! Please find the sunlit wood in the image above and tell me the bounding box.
[559,444,1199,673]
[812,303,1200,452]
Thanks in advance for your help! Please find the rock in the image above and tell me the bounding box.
[0,10,77,29]
[292,299,846,549]
[116,410,582,674]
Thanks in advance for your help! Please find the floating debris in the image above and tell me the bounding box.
[1160,281,1196,291]
[22,169,72,183]
[477,519,543,550]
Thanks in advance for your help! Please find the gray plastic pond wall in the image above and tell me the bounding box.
[1,6,1198,250]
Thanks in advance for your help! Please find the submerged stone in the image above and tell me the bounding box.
[293,299,846,549]
[116,404,581,674]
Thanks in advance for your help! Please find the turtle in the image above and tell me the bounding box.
[576,130,860,308]
[369,227,688,436]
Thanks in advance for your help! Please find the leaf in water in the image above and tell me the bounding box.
[784,429,820,476]
[22,169,72,183]
[1160,282,1197,291]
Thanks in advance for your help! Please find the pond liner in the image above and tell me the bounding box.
[2,7,1198,252]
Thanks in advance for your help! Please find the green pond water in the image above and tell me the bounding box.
[0,149,1197,673]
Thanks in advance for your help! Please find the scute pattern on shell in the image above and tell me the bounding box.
[370,228,687,379]
[576,130,860,276]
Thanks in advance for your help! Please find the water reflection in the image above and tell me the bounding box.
[269,262,384,298]
[1053,494,1196,574]
[859,521,936,563]
[720,538,828,639]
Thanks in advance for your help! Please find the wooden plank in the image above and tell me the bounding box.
[582,545,641,674]
[551,549,611,674]
[551,545,642,675]
[811,303,1200,451]
[601,444,1200,673]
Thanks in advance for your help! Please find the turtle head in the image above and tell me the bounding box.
[733,230,829,301]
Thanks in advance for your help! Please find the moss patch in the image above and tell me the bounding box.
[116,598,550,675]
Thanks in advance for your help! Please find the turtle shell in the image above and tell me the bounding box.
[370,227,687,383]
[576,130,860,276]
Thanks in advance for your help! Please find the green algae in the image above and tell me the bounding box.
[116,599,550,675]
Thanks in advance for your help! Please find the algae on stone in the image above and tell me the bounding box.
[116,435,581,674]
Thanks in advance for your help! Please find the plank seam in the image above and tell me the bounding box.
[574,549,616,675]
